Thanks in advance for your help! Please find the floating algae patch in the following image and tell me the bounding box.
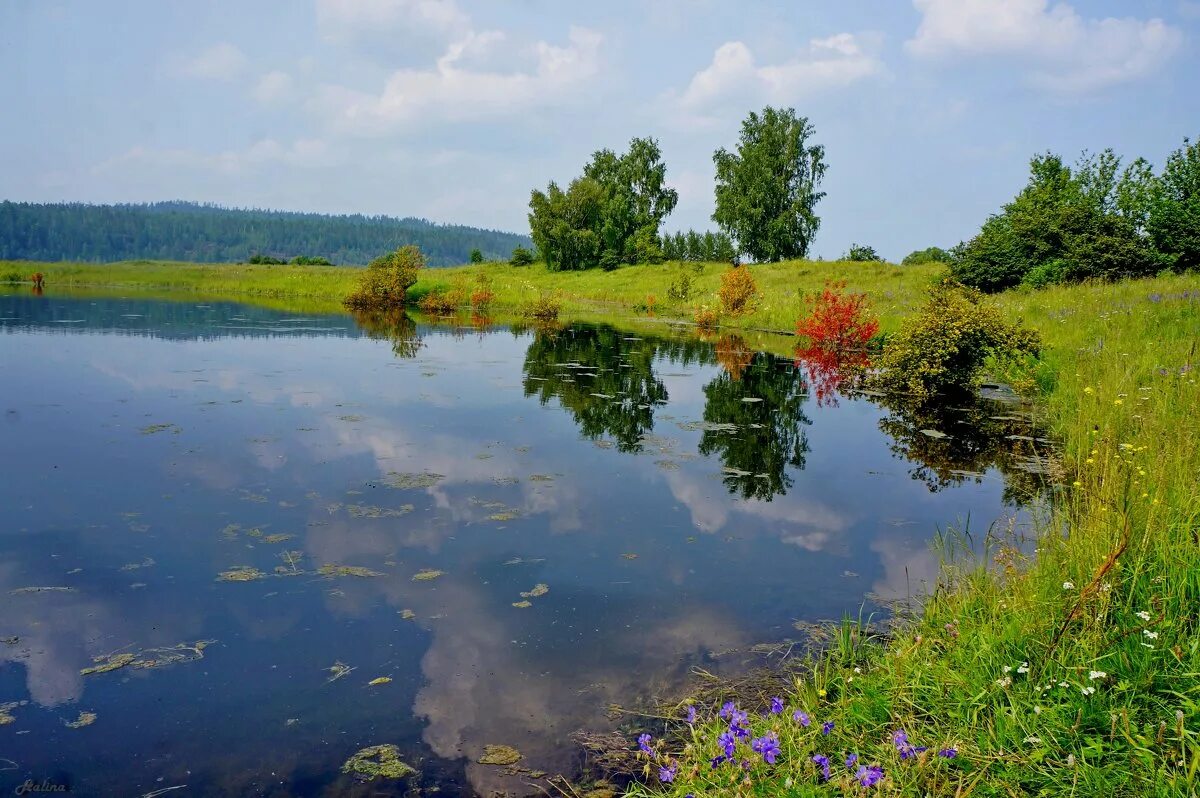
[220,523,242,539]
[318,564,384,578]
[503,557,546,566]
[621,553,639,560]
[383,471,444,490]
[139,423,180,435]
[520,583,550,598]
[120,557,155,571]
[367,677,393,686]
[528,474,554,482]
[81,652,137,676]
[217,566,266,582]
[9,586,76,595]
[478,744,522,766]
[0,701,22,725]
[488,511,519,522]
[338,414,366,423]
[492,476,520,486]
[512,600,532,609]
[64,711,97,729]
[342,744,416,781]
[399,609,416,620]
[412,569,445,582]
[262,533,294,544]
[346,504,413,519]
[276,550,305,575]
[132,640,214,669]
[327,661,355,683]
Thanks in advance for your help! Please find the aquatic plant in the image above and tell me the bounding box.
[418,289,457,315]
[342,744,416,781]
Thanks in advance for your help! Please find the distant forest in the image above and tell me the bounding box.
[0,201,532,267]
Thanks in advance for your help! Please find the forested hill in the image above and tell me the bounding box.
[0,201,532,267]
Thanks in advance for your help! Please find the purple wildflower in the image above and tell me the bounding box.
[740,758,752,771]
[750,732,781,765]
[856,764,885,787]
[659,762,677,783]
[719,701,736,720]
[892,729,926,760]
[709,754,727,769]
[685,705,697,725]
[637,733,652,754]
[938,748,958,759]
[717,731,737,758]
[821,720,835,736]
[769,696,785,714]
[812,754,831,782]
[793,709,811,727]
[845,753,858,769]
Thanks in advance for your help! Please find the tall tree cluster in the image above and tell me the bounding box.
[528,138,679,270]
[661,230,737,263]
[950,137,1200,291]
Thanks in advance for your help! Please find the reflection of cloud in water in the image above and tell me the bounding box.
[411,581,749,795]
[662,468,849,548]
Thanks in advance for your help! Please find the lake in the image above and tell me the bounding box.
[0,291,1044,796]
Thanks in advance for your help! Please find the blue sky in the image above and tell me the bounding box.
[3,0,1198,259]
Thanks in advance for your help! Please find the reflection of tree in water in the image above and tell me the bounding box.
[713,334,754,381]
[699,352,812,501]
[522,325,669,452]
[349,308,423,358]
[874,394,1057,502]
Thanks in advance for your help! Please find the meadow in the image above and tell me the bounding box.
[6,257,1200,795]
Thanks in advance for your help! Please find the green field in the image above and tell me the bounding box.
[6,257,1200,794]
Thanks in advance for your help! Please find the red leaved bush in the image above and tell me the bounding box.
[795,281,879,351]
[794,282,879,406]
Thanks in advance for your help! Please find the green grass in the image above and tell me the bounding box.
[7,257,1200,794]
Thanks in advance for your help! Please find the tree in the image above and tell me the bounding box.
[950,151,1162,292]
[509,246,534,266]
[469,248,484,264]
[1148,137,1200,272]
[528,137,678,270]
[712,107,827,262]
[845,243,882,262]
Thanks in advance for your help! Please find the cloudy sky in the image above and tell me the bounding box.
[3,0,1198,259]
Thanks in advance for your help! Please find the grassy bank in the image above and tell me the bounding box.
[623,274,1200,796]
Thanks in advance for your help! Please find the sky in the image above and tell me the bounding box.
[2,0,1198,260]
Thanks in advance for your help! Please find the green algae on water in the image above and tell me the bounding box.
[478,744,522,766]
[399,609,416,619]
[64,711,97,729]
[318,564,383,578]
[383,471,444,489]
[412,569,445,581]
[139,423,180,435]
[341,744,416,781]
[80,652,137,676]
[520,583,549,598]
[217,566,266,582]
[326,661,354,682]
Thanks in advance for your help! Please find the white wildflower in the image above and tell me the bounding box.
[1062,581,1075,590]
[1088,671,1106,681]
[1081,686,1096,696]
[1144,630,1159,640]
[996,676,1013,688]
[1003,665,1013,673]
[1136,610,1151,621]
[1017,662,1030,674]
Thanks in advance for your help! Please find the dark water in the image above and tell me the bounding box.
[0,293,1045,796]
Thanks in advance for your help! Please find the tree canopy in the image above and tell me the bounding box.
[529,137,678,270]
[712,107,827,263]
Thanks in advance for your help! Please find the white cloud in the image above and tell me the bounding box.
[906,0,1182,92]
[310,26,603,134]
[315,0,470,42]
[253,70,294,104]
[677,34,883,116]
[177,42,249,81]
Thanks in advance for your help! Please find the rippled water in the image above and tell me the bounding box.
[0,292,1044,795]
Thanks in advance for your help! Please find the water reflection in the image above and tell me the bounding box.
[0,294,1049,797]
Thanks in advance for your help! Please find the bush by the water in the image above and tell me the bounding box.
[872,280,1040,398]
[521,294,561,321]
[343,245,425,309]
[418,290,456,315]
[717,263,758,316]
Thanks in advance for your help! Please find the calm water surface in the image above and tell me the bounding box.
[0,292,1042,796]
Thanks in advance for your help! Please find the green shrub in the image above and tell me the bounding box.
[509,246,534,266]
[469,248,484,264]
[845,243,883,262]
[343,245,425,309]
[1020,258,1070,289]
[665,271,692,302]
[872,280,1041,398]
[521,294,561,321]
[290,255,333,266]
[900,246,950,265]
